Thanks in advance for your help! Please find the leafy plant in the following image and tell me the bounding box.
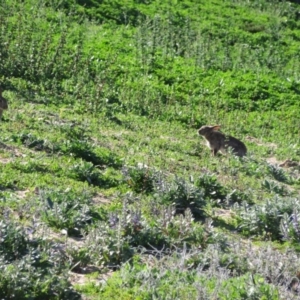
[67,160,103,185]
[280,209,300,243]
[154,175,206,217]
[195,174,227,201]
[0,248,80,300]
[236,197,300,240]
[0,217,80,299]
[39,189,97,236]
[122,164,160,194]
[217,273,280,300]
[0,218,29,261]
[84,222,134,268]
[17,133,57,152]
[267,163,290,183]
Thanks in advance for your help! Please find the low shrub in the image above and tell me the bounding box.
[38,189,98,236]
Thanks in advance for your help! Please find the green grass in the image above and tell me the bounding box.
[1,0,300,298]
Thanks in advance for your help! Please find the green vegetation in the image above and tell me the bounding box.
[1,0,300,298]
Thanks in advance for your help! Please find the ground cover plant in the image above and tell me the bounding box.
[1,0,300,298]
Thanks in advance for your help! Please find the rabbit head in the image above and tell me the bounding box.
[198,125,221,137]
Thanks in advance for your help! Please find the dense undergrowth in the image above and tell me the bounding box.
[1,0,300,299]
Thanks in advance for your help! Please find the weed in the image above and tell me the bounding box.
[38,189,98,236]
[154,175,206,217]
[236,197,300,240]
[122,164,159,194]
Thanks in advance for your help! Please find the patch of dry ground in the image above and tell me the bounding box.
[92,193,112,205]
[246,136,277,149]
[267,157,299,168]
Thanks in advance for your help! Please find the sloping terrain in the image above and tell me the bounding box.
[1,0,300,299]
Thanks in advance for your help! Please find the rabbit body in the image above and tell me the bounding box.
[198,125,247,157]
[0,88,8,119]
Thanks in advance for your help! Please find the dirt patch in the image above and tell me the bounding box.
[15,189,31,199]
[279,159,299,168]
[69,272,92,286]
[0,141,14,150]
[214,208,235,219]
[246,136,277,149]
[92,193,112,205]
[67,236,86,248]
[0,157,13,164]
[267,157,299,168]
[69,269,113,296]
[267,156,280,165]
[0,141,24,157]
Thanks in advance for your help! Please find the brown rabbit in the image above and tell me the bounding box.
[0,87,8,119]
[198,125,247,157]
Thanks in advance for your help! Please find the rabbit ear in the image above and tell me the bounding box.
[212,125,221,131]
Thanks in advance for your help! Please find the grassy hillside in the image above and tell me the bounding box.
[1,0,300,298]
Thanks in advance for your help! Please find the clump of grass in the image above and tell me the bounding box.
[59,125,122,168]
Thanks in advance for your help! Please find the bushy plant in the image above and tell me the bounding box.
[195,174,227,201]
[194,173,247,206]
[0,217,80,299]
[216,273,280,300]
[0,249,80,300]
[84,222,134,268]
[262,179,287,196]
[0,218,29,261]
[17,133,57,152]
[38,189,97,236]
[66,160,119,187]
[235,197,300,240]
[98,259,201,300]
[267,163,290,183]
[122,164,161,194]
[66,160,103,185]
[98,255,279,300]
[154,175,206,217]
[65,246,92,272]
[145,203,216,249]
[70,198,215,269]
[280,209,300,243]
[225,241,300,290]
